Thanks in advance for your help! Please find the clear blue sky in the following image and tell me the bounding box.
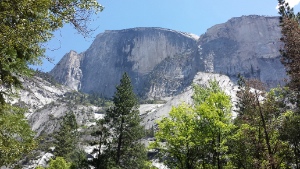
[33,0,300,72]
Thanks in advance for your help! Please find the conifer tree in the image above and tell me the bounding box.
[278,0,300,100]
[278,1,300,167]
[92,72,148,169]
[229,77,290,168]
[53,112,78,162]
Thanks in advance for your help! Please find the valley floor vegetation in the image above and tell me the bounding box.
[3,0,300,169]
[150,78,295,169]
[147,2,300,168]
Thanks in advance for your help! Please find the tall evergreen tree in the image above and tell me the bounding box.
[92,72,148,169]
[278,1,300,167]
[53,112,78,162]
[278,0,300,100]
[229,77,290,168]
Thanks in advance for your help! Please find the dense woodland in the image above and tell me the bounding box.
[2,0,300,168]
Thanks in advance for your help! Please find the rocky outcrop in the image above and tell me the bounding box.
[199,15,286,86]
[80,28,200,98]
[50,28,200,98]
[50,50,83,90]
[142,72,239,129]
[13,74,101,136]
[50,15,287,99]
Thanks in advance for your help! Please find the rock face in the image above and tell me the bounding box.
[13,74,101,136]
[51,28,200,98]
[50,15,287,99]
[142,72,239,129]
[50,50,83,90]
[199,15,286,86]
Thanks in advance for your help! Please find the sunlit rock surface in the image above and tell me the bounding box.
[50,15,286,100]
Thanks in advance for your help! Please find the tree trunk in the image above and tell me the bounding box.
[217,128,221,169]
[116,117,124,165]
[255,91,276,169]
[294,143,299,169]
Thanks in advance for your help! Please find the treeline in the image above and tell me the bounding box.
[33,73,300,169]
[150,77,297,169]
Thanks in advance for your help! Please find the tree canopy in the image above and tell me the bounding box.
[0,0,103,102]
[0,0,103,167]
[91,73,148,169]
[278,0,300,97]
[0,104,36,166]
[151,80,234,169]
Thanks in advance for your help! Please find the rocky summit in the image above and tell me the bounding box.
[50,15,287,99]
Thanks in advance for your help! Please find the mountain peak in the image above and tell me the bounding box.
[50,15,286,99]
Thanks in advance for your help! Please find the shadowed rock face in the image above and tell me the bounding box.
[50,15,287,99]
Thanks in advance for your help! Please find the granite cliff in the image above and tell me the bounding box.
[13,72,102,136]
[198,15,286,86]
[50,15,286,99]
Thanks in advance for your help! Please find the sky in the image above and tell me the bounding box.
[33,0,300,72]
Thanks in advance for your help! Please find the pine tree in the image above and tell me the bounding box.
[278,0,300,100]
[278,1,300,167]
[53,112,78,162]
[92,72,148,169]
[229,77,290,168]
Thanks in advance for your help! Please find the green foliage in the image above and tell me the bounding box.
[48,157,71,169]
[0,0,103,102]
[150,103,201,169]
[193,82,234,168]
[36,113,88,168]
[277,3,300,167]
[69,149,90,169]
[0,104,36,167]
[151,78,297,168]
[53,112,78,161]
[278,0,300,105]
[280,111,300,167]
[230,78,290,168]
[145,126,155,138]
[57,91,112,107]
[151,80,234,169]
[91,73,148,169]
[0,0,103,166]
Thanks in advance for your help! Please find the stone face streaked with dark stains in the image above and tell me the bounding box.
[50,16,287,99]
[198,15,286,86]
[51,27,200,98]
